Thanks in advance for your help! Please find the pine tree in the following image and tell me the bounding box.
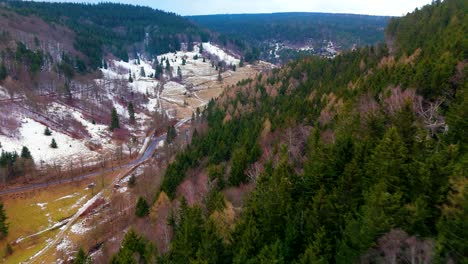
[182,57,186,65]
[128,72,133,83]
[74,247,91,264]
[0,62,7,81]
[44,127,52,136]
[165,59,171,71]
[217,70,222,82]
[110,107,120,131]
[239,57,244,67]
[199,43,204,54]
[177,66,182,80]
[20,146,32,159]
[140,67,145,77]
[187,37,194,52]
[128,102,135,123]
[166,125,177,144]
[103,60,108,69]
[0,202,8,239]
[50,138,58,149]
[135,197,149,217]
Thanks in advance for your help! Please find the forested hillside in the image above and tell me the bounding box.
[111,0,467,263]
[3,1,210,68]
[190,13,390,63]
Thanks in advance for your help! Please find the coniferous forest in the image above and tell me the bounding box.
[0,0,465,263]
[4,1,210,68]
[110,0,467,263]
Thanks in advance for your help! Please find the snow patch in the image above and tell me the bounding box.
[36,203,48,210]
[0,117,96,166]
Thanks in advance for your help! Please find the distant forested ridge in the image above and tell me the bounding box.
[111,0,467,263]
[190,12,390,63]
[3,1,210,68]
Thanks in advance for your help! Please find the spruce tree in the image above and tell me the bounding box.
[239,57,244,67]
[165,59,171,71]
[0,63,7,81]
[135,197,149,217]
[50,138,58,149]
[0,202,8,239]
[217,70,222,82]
[128,102,135,123]
[128,73,133,83]
[177,66,182,80]
[20,146,32,159]
[110,107,120,131]
[44,127,52,136]
[166,125,177,144]
[74,247,91,264]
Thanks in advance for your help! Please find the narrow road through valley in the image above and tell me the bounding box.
[0,118,190,196]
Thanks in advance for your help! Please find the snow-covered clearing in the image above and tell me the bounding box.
[0,117,97,166]
[202,42,240,65]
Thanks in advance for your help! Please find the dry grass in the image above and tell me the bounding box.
[0,170,118,263]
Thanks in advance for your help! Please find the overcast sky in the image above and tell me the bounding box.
[39,0,433,16]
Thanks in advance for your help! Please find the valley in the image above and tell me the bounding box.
[0,0,465,263]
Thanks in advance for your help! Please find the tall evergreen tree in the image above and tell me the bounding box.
[177,66,182,80]
[128,102,135,123]
[0,202,8,239]
[110,107,120,131]
[0,63,7,80]
[135,197,149,217]
[74,247,91,264]
[166,125,177,144]
[50,138,58,149]
[20,147,32,159]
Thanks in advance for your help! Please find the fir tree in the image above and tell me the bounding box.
[44,127,52,136]
[50,138,58,149]
[199,43,204,54]
[177,66,182,80]
[110,107,120,131]
[217,70,222,82]
[166,125,177,144]
[0,202,8,239]
[239,57,244,67]
[74,247,91,264]
[128,102,135,123]
[165,59,171,71]
[128,72,133,83]
[135,197,149,217]
[0,63,7,80]
[20,146,32,159]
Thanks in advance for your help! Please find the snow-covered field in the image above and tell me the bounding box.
[202,42,240,65]
[0,117,98,166]
[0,43,249,167]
